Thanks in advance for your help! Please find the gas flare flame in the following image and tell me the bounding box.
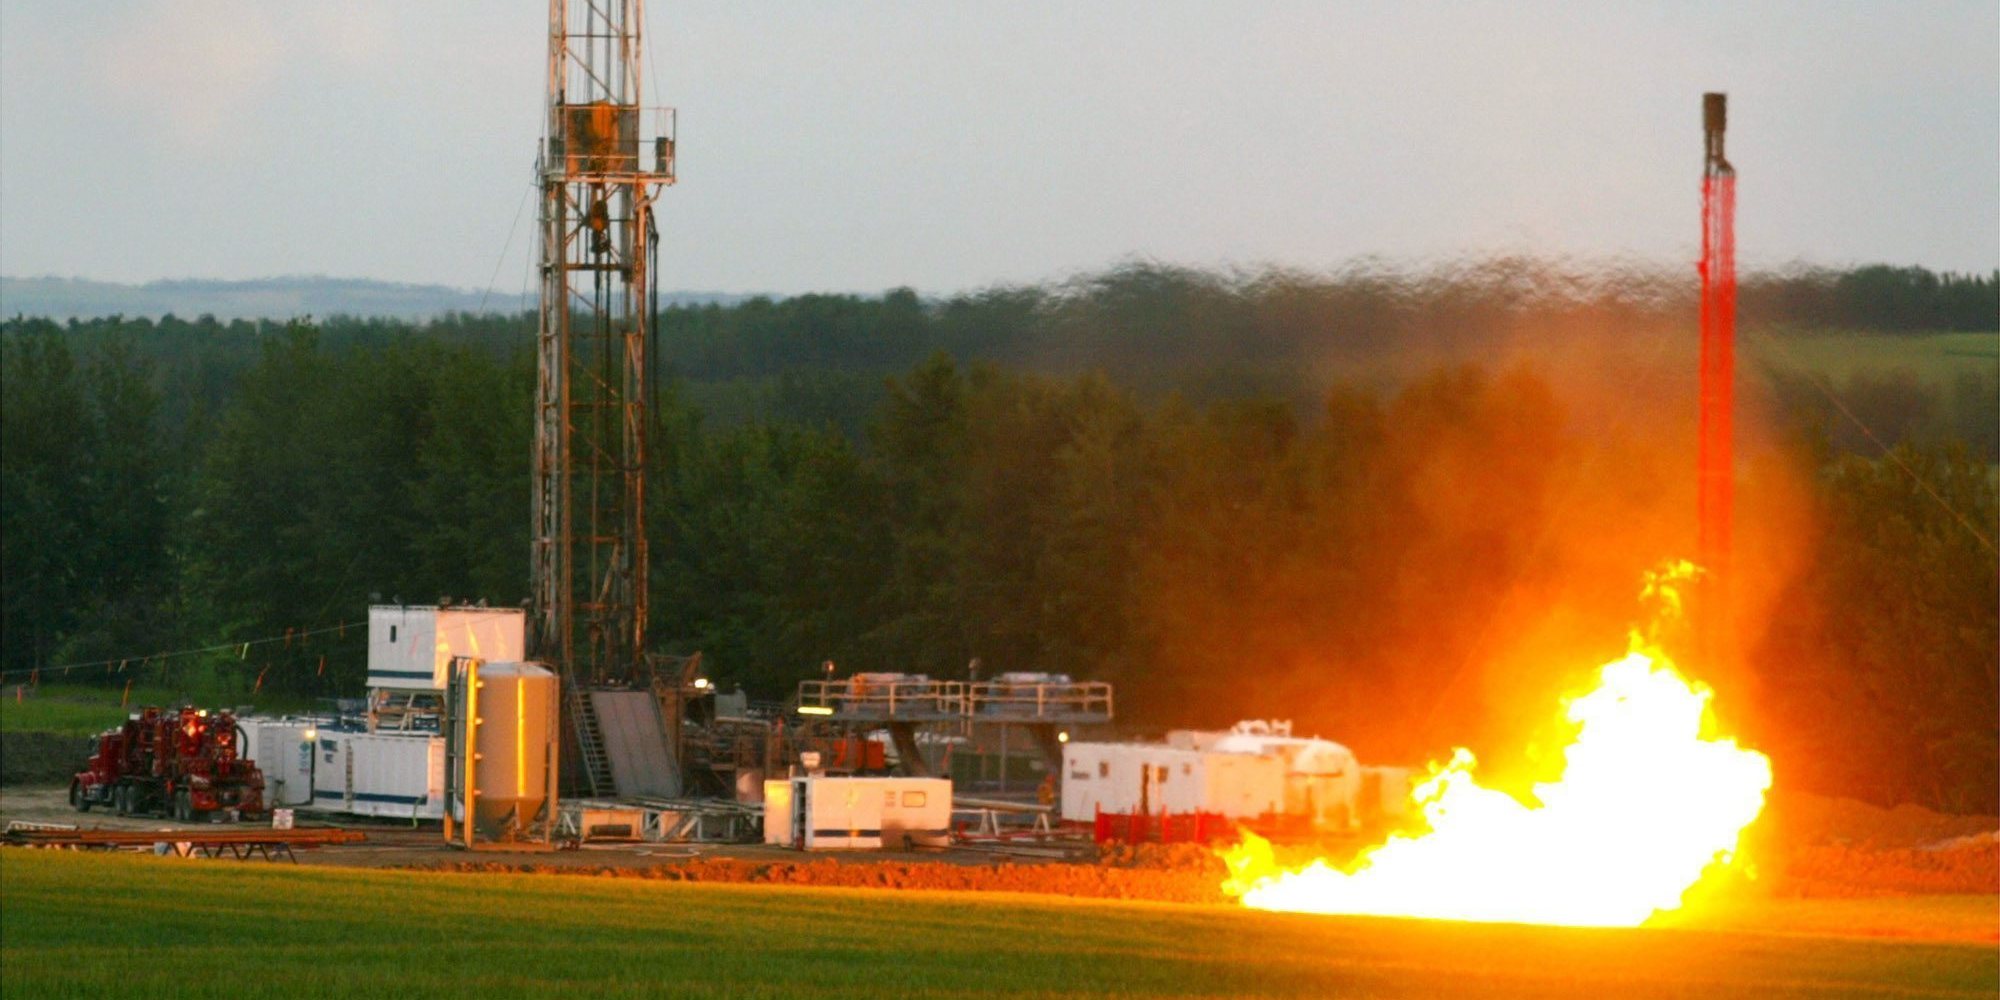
[1221,564,1771,927]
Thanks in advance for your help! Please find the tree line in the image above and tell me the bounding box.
[2,262,1994,812]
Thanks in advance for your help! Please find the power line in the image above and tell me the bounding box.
[477,178,537,317]
[1746,329,1997,555]
[1,620,365,682]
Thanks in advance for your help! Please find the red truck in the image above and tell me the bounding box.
[69,705,267,821]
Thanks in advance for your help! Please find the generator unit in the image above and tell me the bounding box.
[310,730,447,820]
[763,775,951,850]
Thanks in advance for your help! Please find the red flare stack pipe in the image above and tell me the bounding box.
[1698,92,1737,663]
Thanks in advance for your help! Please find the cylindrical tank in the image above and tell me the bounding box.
[469,661,557,833]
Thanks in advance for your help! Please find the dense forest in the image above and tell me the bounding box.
[2,261,1994,811]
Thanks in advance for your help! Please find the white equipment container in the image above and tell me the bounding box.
[879,777,951,847]
[311,733,353,811]
[763,776,952,850]
[311,731,445,820]
[368,605,525,691]
[1167,721,1366,831]
[1208,729,1363,832]
[238,718,318,807]
[1201,751,1292,819]
[1059,743,1285,822]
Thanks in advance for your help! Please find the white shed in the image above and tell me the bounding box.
[367,605,525,691]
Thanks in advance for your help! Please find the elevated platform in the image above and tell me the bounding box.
[795,678,966,722]
[793,678,1113,726]
[557,797,759,844]
[968,680,1113,725]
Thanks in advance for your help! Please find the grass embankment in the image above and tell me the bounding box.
[0,683,311,737]
[0,684,314,786]
[0,686,139,737]
[3,850,1994,999]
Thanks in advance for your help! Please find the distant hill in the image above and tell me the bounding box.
[0,275,753,322]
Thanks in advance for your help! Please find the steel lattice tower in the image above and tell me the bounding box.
[531,0,675,684]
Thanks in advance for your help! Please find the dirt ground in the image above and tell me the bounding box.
[6,782,1994,903]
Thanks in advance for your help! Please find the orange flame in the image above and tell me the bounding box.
[1221,565,1770,927]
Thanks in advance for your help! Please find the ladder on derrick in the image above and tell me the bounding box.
[566,686,612,798]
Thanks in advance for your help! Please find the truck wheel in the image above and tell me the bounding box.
[70,782,90,812]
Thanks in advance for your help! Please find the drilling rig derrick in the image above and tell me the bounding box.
[531,0,676,689]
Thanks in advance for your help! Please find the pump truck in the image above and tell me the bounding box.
[70,705,266,821]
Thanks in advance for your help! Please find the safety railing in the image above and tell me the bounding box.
[795,679,967,719]
[793,678,1114,722]
[968,681,1113,721]
[543,105,676,182]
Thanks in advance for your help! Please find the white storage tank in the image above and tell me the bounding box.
[368,605,526,691]
[465,661,557,835]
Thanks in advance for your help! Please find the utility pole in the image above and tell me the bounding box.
[531,0,676,685]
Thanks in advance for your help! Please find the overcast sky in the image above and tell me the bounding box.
[2,1,1995,296]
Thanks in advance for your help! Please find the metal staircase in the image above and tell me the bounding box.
[566,686,612,798]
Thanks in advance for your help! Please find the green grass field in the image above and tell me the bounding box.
[0,683,312,736]
[2,850,1993,999]
[0,685,147,736]
[1748,329,2000,386]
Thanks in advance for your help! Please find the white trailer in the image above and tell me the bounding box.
[1059,743,1285,823]
[763,776,952,850]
